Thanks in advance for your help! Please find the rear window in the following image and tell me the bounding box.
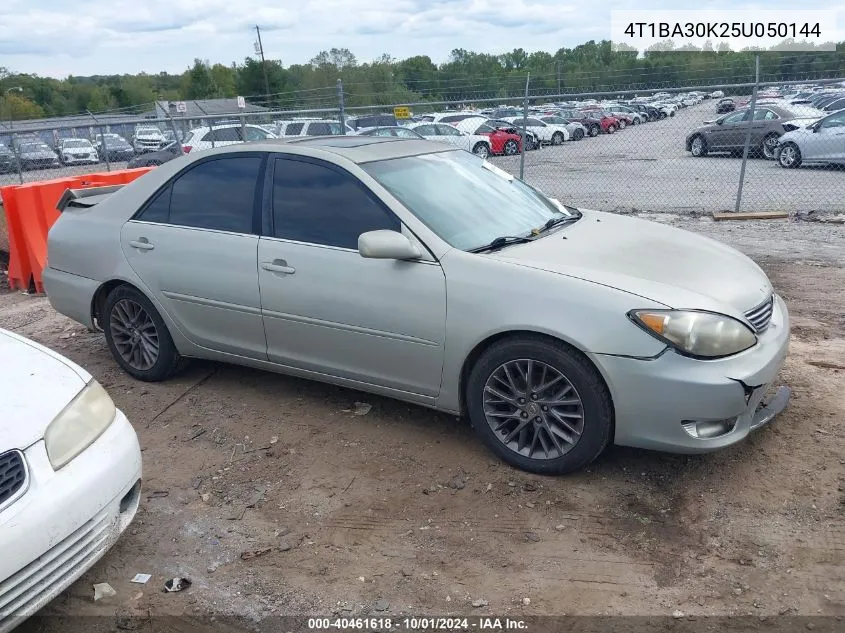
[285,123,304,135]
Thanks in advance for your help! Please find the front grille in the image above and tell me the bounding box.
[745,295,774,333]
[0,450,27,509]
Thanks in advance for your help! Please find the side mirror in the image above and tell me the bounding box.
[358,230,421,260]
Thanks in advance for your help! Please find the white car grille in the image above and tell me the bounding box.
[0,510,112,625]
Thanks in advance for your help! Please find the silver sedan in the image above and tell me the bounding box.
[43,138,791,474]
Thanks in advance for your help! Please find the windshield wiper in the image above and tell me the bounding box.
[469,235,535,253]
[536,210,583,234]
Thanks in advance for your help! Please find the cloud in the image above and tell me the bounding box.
[0,0,838,77]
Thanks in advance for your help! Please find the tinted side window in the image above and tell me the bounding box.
[285,123,304,135]
[307,122,332,136]
[414,124,436,135]
[525,118,544,126]
[137,185,172,223]
[168,157,262,233]
[272,158,400,249]
[245,127,269,140]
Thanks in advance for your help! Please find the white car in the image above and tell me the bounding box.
[0,328,141,630]
[407,122,493,158]
[132,126,167,154]
[539,116,588,141]
[182,123,277,154]
[277,120,353,137]
[57,138,99,166]
[776,110,845,168]
[501,116,570,145]
[416,112,480,124]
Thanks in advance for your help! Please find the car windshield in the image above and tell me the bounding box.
[362,150,572,251]
[63,139,89,148]
[20,143,46,152]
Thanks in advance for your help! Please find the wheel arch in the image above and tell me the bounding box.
[457,329,615,434]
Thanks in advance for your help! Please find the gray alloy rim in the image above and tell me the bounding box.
[763,136,779,159]
[552,133,563,145]
[483,359,584,460]
[504,140,518,155]
[691,136,704,156]
[474,144,489,158]
[780,145,797,166]
[110,299,159,371]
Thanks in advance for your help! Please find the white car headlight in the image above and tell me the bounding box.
[44,380,116,469]
[629,310,757,358]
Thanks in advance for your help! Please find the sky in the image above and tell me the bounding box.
[1,0,842,78]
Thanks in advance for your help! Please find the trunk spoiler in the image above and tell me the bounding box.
[56,184,124,212]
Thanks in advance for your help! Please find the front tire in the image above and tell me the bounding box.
[778,142,802,168]
[618,119,627,130]
[466,336,613,475]
[573,128,585,141]
[472,142,490,159]
[690,134,708,157]
[606,124,617,134]
[103,285,186,381]
[503,139,519,156]
[551,132,564,146]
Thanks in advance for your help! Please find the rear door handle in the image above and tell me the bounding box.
[261,259,295,275]
[129,239,154,251]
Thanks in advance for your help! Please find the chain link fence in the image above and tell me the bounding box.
[2,72,843,217]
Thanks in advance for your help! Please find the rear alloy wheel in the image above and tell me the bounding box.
[778,142,802,168]
[573,128,585,141]
[104,285,186,381]
[551,132,564,146]
[503,139,519,155]
[466,337,613,475]
[632,117,640,125]
[690,135,708,157]
[618,119,627,130]
[472,142,490,159]
[606,124,617,134]
[762,133,780,160]
[588,125,600,137]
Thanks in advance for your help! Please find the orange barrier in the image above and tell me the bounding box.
[1,167,153,292]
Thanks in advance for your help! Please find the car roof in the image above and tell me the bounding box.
[223,136,456,164]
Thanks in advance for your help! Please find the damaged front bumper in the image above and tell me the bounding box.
[593,294,791,454]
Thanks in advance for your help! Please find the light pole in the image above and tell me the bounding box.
[3,86,23,131]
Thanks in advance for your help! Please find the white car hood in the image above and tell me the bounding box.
[489,210,772,316]
[0,329,90,449]
[63,147,92,155]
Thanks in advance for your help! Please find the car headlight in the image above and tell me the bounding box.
[628,310,757,358]
[44,380,116,469]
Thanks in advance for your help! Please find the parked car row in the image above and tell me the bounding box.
[684,84,845,168]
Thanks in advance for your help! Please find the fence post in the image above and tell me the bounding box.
[87,111,110,171]
[520,73,530,180]
[239,113,247,141]
[337,79,346,135]
[194,102,215,148]
[165,111,184,154]
[734,55,760,213]
[10,131,23,184]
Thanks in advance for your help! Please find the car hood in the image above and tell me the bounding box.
[63,147,93,154]
[0,329,90,449]
[20,150,56,158]
[487,210,772,315]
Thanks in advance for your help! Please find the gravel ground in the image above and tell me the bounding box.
[2,214,843,633]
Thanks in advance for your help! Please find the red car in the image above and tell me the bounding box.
[577,109,622,134]
[454,117,522,155]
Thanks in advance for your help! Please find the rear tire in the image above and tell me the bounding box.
[588,125,600,137]
[761,133,780,160]
[618,119,627,130]
[551,132,564,145]
[606,124,616,134]
[573,128,585,141]
[690,134,708,157]
[472,142,490,159]
[503,140,519,156]
[466,336,613,475]
[103,285,187,382]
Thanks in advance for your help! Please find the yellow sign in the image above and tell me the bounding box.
[393,106,411,119]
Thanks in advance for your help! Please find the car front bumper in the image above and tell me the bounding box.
[0,410,142,632]
[594,294,791,453]
[62,155,99,165]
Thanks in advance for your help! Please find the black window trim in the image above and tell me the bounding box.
[131,152,267,236]
[264,154,402,251]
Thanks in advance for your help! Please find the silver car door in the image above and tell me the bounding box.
[120,154,267,359]
[814,111,845,160]
[434,124,470,150]
[258,156,447,397]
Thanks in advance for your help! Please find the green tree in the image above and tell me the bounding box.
[183,58,216,99]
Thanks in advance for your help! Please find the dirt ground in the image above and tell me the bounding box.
[2,215,844,631]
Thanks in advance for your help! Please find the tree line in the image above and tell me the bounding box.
[1,40,843,121]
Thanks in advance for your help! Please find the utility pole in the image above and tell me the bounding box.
[254,25,271,107]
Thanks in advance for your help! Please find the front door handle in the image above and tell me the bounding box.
[261,259,295,275]
[129,239,154,251]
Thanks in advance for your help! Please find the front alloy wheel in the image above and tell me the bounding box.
[483,360,584,460]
